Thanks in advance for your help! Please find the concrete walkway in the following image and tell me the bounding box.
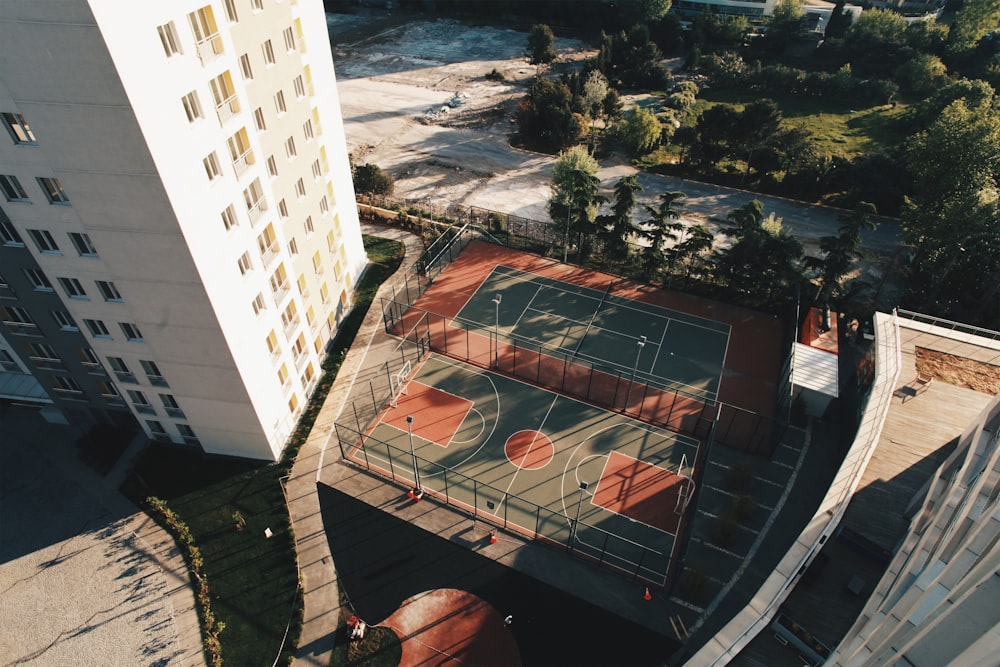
[0,407,204,666]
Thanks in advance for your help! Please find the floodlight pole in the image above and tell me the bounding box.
[406,415,422,497]
[569,480,589,552]
[492,293,502,368]
[563,199,572,264]
[624,336,647,414]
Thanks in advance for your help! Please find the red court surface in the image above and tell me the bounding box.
[382,381,473,446]
[504,430,554,470]
[592,451,687,535]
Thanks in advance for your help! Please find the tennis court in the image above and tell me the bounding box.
[345,354,699,584]
[455,265,731,403]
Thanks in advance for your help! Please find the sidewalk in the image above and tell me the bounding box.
[289,223,425,666]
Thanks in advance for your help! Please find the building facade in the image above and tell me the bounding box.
[0,0,367,460]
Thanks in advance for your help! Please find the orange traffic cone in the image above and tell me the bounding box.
[644,587,652,601]
[489,529,497,544]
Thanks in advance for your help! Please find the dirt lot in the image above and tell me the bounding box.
[328,10,905,306]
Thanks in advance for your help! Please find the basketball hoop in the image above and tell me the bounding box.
[389,360,412,408]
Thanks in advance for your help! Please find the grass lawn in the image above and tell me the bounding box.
[121,233,406,667]
[691,89,909,160]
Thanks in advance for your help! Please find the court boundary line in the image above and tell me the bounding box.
[648,318,670,377]
[499,393,560,512]
[382,380,476,449]
[590,451,680,538]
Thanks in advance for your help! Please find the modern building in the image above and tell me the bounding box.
[828,391,1000,666]
[0,0,367,460]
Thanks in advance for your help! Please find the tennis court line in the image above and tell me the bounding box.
[510,281,544,331]
[648,319,670,377]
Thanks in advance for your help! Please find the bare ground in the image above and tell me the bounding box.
[916,347,1000,395]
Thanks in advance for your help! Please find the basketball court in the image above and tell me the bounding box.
[347,354,698,583]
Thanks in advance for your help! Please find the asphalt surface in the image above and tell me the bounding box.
[319,483,678,666]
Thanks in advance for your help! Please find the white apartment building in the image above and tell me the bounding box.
[0,0,367,460]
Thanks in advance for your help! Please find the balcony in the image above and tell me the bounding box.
[1,360,23,372]
[165,406,186,419]
[30,357,66,371]
[282,314,300,340]
[269,346,281,365]
[133,404,156,415]
[195,33,224,65]
[114,371,137,384]
[101,394,125,406]
[260,241,280,268]
[247,197,267,225]
[215,95,240,125]
[81,361,106,376]
[232,149,255,178]
[272,283,290,304]
[146,374,169,387]
[4,321,40,337]
[293,350,309,371]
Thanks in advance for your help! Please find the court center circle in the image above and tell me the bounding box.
[504,430,554,470]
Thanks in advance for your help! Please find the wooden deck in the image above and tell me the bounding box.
[843,324,994,551]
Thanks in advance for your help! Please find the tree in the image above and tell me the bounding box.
[640,191,686,279]
[619,106,662,154]
[812,202,878,303]
[516,77,585,152]
[549,146,604,261]
[597,175,643,263]
[527,24,557,65]
[761,0,809,56]
[824,0,853,40]
[580,70,611,120]
[894,53,948,94]
[674,224,715,287]
[947,0,1000,61]
[352,163,394,196]
[843,8,909,76]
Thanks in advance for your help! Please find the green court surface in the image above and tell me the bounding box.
[350,354,701,581]
[455,265,731,402]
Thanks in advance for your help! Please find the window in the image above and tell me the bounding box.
[262,39,276,65]
[28,229,60,254]
[223,0,238,22]
[96,280,123,302]
[238,251,253,275]
[266,155,278,177]
[252,0,264,10]
[303,119,314,141]
[58,277,88,299]
[319,282,329,304]
[292,333,307,360]
[68,232,98,257]
[278,199,288,218]
[188,6,223,64]
[141,359,168,386]
[293,75,305,99]
[77,346,102,369]
[304,216,314,235]
[281,300,298,332]
[268,261,287,297]
[37,177,69,204]
[0,349,22,372]
[2,112,37,144]
[84,318,110,338]
[221,204,238,231]
[0,175,29,202]
[147,420,168,437]
[311,159,322,180]
[274,90,286,115]
[182,91,203,122]
[26,342,60,364]
[266,330,280,359]
[108,356,135,382]
[24,268,53,291]
[294,178,306,199]
[157,22,182,57]
[259,225,279,263]
[121,322,144,342]
[52,310,77,331]
[288,237,299,254]
[288,393,299,414]
[98,381,121,400]
[312,250,323,274]
[177,424,199,443]
[1,220,24,246]
[252,293,266,315]
[209,71,240,122]
[253,107,266,131]
[226,127,254,176]
[296,273,308,297]
[319,195,330,215]
[333,259,342,280]
[203,151,223,181]
[326,230,336,252]
[306,304,315,326]
[239,53,254,81]
[284,136,296,159]
[127,389,154,414]
[51,376,83,394]
[277,363,289,386]
[243,178,267,222]
[161,394,185,418]
[283,26,296,52]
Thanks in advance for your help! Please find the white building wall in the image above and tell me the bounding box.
[0,0,366,460]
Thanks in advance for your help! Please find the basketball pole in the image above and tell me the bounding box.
[492,293,502,368]
[624,336,647,414]
[406,415,422,498]
[568,480,589,552]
